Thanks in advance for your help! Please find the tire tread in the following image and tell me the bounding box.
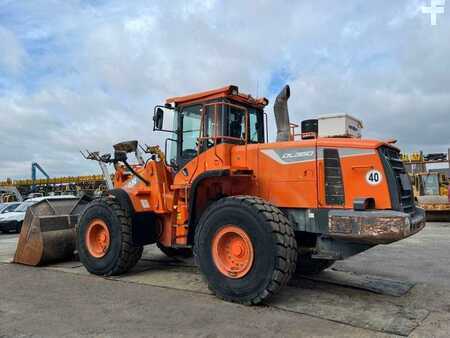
[194,195,297,305]
[79,197,143,276]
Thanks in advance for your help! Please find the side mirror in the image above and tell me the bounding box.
[154,107,164,130]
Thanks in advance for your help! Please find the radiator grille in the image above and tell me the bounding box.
[379,146,415,214]
[324,148,344,205]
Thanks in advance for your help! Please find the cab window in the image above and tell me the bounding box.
[171,104,201,169]
[202,103,246,150]
[171,102,264,170]
[248,107,264,143]
[181,105,201,158]
[226,106,246,139]
[204,104,222,140]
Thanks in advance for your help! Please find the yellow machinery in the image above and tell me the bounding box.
[402,150,450,221]
[0,175,107,198]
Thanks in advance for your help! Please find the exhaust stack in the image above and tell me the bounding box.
[274,85,291,142]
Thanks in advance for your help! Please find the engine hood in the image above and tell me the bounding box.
[316,137,399,151]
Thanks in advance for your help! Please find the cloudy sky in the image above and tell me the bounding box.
[0,0,449,179]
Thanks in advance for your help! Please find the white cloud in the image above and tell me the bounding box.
[0,26,27,75]
[0,0,449,179]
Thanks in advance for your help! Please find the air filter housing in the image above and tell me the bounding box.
[318,114,363,138]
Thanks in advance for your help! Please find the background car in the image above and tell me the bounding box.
[0,195,75,234]
[0,202,21,215]
[0,200,35,233]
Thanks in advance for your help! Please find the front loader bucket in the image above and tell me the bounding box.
[14,196,90,266]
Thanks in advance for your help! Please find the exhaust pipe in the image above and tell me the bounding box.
[274,85,291,142]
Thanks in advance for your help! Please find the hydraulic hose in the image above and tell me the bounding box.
[123,160,150,186]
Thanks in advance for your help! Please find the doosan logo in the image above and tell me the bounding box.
[281,151,314,159]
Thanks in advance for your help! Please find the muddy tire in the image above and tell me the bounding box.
[295,255,334,275]
[157,242,193,258]
[77,197,143,276]
[194,196,297,305]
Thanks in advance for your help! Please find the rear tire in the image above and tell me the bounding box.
[77,197,143,276]
[194,196,297,305]
[295,254,335,275]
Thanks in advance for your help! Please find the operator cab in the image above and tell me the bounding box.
[153,85,268,171]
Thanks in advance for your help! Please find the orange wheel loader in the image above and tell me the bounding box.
[15,85,426,305]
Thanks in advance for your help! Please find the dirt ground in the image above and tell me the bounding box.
[1,222,450,337]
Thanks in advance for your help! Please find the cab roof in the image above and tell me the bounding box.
[165,85,269,109]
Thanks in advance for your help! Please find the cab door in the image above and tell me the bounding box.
[176,104,202,170]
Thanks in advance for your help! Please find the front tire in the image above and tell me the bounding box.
[194,196,297,305]
[77,197,143,276]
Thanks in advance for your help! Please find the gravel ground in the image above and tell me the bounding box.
[0,222,449,337]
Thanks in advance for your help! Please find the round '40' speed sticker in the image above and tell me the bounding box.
[366,169,382,185]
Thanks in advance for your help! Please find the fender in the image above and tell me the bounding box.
[187,169,230,243]
[108,189,158,246]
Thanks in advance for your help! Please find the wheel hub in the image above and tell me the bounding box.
[211,225,254,278]
[85,219,110,258]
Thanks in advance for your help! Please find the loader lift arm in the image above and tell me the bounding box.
[81,141,152,189]
[80,150,114,190]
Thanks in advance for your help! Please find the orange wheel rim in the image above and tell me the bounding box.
[211,225,254,279]
[85,219,110,258]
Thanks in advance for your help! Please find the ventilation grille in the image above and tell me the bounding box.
[324,148,344,205]
[379,146,415,214]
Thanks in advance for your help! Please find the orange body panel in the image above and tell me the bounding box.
[113,136,396,247]
[115,160,173,214]
[338,153,391,209]
[315,138,392,209]
[253,140,318,208]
